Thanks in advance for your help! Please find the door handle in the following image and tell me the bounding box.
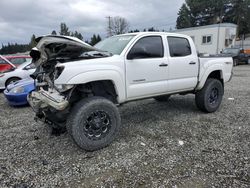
[159,63,168,67]
[189,61,196,65]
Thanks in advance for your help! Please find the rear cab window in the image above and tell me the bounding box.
[167,36,192,57]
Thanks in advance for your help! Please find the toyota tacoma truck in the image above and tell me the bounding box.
[27,33,233,151]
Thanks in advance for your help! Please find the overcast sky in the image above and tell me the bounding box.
[0,0,184,44]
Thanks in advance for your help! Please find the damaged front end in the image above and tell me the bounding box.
[27,35,107,126]
[27,87,71,127]
[28,88,69,111]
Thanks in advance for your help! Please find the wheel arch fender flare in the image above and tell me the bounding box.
[66,70,125,103]
[196,64,224,90]
[5,76,21,86]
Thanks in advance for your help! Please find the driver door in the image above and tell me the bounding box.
[125,36,169,99]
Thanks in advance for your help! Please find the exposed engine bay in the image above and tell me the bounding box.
[30,35,111,91]
[28,35,111,127]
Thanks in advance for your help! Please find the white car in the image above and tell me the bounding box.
[0,60,35,89]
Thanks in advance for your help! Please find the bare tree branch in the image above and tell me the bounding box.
[107,16,129,36]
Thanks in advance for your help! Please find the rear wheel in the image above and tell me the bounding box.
[195,78,224,113]
[5,77,20,87]
[154,95,171,102]
[66,96,121,151]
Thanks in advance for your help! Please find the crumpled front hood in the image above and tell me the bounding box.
[30,35,100,67]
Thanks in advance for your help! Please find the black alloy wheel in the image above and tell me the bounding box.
[83,111,112,140]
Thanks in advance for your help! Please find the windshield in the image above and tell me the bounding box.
[222,48,239,54]
[94,35,135,55]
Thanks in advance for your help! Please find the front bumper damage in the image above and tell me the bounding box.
[27,89,69,112]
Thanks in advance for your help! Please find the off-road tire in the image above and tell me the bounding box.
[154,95,171,102]
[66,96,121,151]
[195,78,224,113]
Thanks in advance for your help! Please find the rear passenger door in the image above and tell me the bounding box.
[167,36,199,92]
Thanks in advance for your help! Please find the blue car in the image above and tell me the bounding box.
[4,79,35,106]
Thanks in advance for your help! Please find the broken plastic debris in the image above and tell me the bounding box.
[178,140,184,146]
[228,98,234,100]
[140,142,146,146]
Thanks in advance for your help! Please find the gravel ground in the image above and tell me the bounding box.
[0,65,250,188]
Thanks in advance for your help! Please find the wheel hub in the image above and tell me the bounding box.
[84,111,111,140]
[93,117,102,129]
[209,87,219,104]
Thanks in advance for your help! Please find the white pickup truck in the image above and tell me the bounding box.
[28,33,233,151]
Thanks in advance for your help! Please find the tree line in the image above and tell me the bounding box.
[0,23,102,55]
[128,0,250,37]
[1,0,250,55]
[176,0,250,37]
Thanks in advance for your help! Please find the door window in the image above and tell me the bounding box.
[167,36,192,57]
[128,36,164,59]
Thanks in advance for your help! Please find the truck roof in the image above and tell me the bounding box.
[118,32,191,39]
